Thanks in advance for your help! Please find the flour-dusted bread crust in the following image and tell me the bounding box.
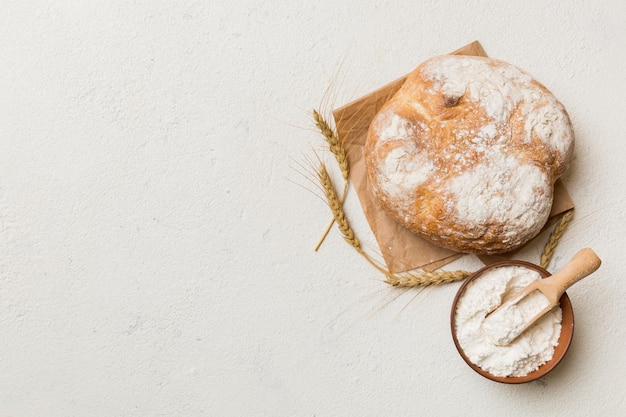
[365,55,574,254]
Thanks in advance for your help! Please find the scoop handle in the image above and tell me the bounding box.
[543,248,601,298]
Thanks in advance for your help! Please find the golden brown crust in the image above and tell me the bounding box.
[365,55,574,254]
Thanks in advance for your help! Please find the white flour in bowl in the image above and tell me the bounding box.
[454,265,562,377]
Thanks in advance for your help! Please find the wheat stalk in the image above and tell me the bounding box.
[318,163,359,249]
[313,109,350,251]
[312,110,349,180]
[540,209,575,269]
[385,270,471,287]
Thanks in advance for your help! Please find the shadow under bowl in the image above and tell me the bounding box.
[450,260,574,384]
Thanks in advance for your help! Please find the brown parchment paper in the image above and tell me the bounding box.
[332,41,574,273]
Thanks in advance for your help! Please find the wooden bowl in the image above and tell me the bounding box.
[450,260,574,384]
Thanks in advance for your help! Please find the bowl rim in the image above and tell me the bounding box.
[450,260,575,384]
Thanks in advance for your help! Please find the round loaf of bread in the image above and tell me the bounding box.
[365,55,574,254]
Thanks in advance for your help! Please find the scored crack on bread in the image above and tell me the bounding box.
[365,55,574,254]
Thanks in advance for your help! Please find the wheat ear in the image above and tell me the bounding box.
[385,270,471,287]
[540,209,575,269]
[313,110,350,251]
[312,110,349,180]
[318,163,359,248]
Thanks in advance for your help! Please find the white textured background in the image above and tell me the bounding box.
[1,1,625,416]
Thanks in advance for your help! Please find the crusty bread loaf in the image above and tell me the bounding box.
[365,55,574,254]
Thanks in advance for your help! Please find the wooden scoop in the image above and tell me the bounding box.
[482,248,601,346]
